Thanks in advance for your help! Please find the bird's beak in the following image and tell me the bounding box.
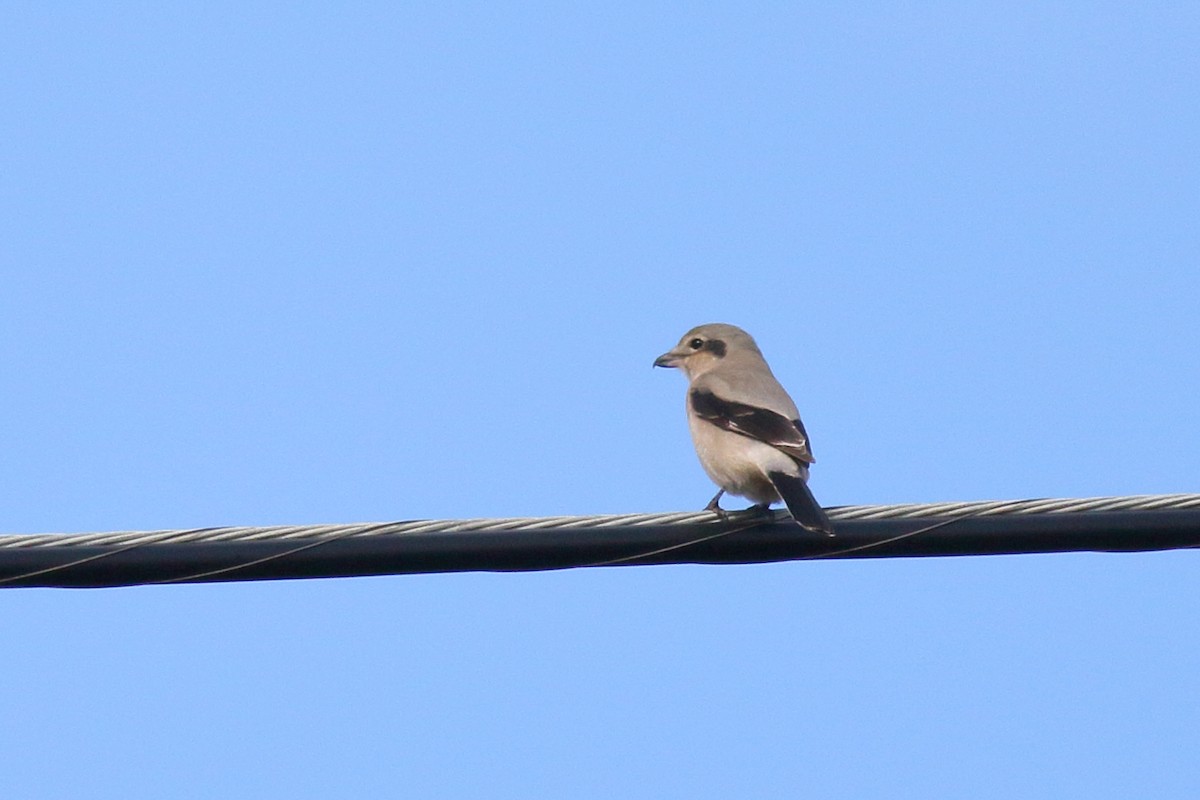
[653,350,681,368]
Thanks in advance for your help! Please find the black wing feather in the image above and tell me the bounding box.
[689,388,815,464]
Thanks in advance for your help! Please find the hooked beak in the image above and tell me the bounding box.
[653,350,681,368]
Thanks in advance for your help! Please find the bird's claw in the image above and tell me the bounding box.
[748,503,774,518]
[704,501,730,521]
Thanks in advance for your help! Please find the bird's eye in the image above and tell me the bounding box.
[688,338,704,350]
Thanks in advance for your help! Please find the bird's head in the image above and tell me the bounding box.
[653,323,762,380]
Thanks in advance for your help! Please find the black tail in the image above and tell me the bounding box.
[768,471,834,536]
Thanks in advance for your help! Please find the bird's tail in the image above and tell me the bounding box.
[768,471,835,536]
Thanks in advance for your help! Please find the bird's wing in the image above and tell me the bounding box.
[689,387,816,464]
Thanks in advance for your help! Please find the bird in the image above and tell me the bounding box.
[654,323,834,535]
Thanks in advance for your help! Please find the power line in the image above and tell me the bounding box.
[2,493,1198,589]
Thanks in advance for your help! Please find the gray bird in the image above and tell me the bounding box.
[654,323,834,535]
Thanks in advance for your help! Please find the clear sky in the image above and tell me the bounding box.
[2,4,1198,798]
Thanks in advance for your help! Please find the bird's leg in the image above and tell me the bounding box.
[704,489,729,520]
[747,503,774,517]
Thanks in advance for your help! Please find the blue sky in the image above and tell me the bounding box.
[2,4,1198,798]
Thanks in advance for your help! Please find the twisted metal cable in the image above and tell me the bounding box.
[0,492,1197,588]
[2,493,1198,550]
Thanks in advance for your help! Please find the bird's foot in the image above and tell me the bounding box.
[705,504,730,521]
[704,490,730,520]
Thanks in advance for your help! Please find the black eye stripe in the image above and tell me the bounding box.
[683,337,726,357]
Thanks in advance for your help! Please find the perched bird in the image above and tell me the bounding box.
[654,323,834,535]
